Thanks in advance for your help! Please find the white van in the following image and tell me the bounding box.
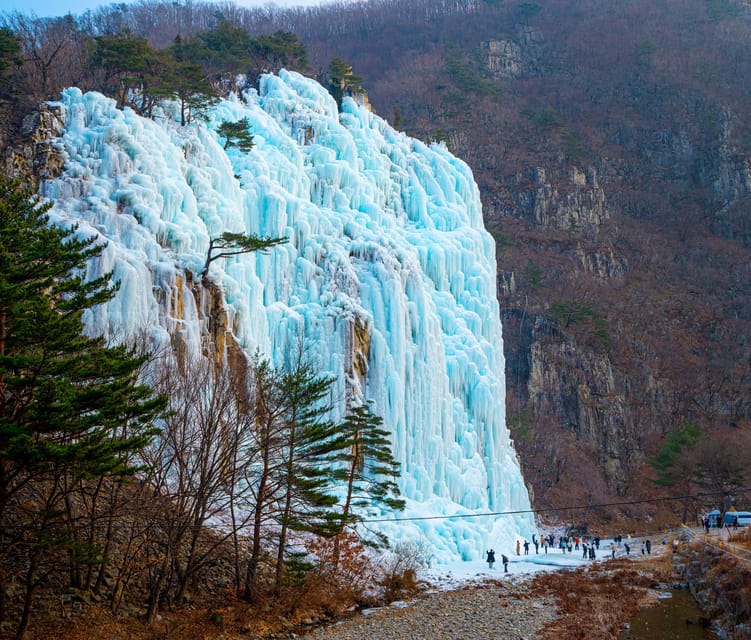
[724,511,751,526]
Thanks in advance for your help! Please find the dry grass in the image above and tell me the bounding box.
[22,585,356,640]
[529,554,673,640]
[728,526,751,550]
[5,533,418,640]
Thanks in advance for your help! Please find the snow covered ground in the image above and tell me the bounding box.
[420,536,668,591]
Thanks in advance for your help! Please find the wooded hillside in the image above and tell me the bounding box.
[2,0,750,533]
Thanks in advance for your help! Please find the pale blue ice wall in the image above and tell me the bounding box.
[42,70,536,561]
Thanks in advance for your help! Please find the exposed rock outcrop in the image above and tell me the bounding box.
[674,540,751,638]
[495,165,609,232]
[4,104,65,184]
[483,25,544,79]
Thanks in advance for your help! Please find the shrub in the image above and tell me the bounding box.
[378,540,432,602]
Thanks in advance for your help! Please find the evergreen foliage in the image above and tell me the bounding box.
[201,231,287,279]
[650,421,701,487]
[327,57,364,108]
[443,45,499,98]
[272,357,342,589]
[522,262,543,291]
[516,2,542,22]
[705,0,739,21]
[91,32,219,124]
[162,25,308,89]
[218,117,254,151]
[331,402,404,557]
[91,33,153,109]
[193,20,253,79]
[520,105,563,131]
[0,177,163,496]
[162,56,218,125]
[0,27,21,81]
[547,299,611,351]
[243,355,346,600]
[0,177,165,637]
[248,30,308,74]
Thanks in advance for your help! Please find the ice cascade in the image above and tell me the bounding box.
[43,70,535,562]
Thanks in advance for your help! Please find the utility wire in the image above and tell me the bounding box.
[362,487,751,523]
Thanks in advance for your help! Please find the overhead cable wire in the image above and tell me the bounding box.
[362,486,751,523]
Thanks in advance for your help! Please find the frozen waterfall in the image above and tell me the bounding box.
[42,70,536,562]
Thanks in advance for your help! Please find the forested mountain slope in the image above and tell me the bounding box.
[2,0,750,528]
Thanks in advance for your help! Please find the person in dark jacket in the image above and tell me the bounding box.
[502,554,509,573]
[486,548,496,569]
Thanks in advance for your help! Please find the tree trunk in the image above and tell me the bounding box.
[15,546,41,640]
[146,552,170,624]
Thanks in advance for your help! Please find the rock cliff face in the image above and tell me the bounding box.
[494,165,609,232]
[482,25,544,79]
[4,104,65,185]
[710,112,751,246]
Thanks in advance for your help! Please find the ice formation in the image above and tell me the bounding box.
[42,70,536,562]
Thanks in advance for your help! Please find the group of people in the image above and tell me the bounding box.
[609,535,652,558]
[486,533,655,571]
[512,533,602,556]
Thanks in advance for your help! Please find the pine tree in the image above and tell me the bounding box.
[0,178,165,637]
[248,31,308,76]
[327,57,365,109]
[331,402,405,563]
[649,421,700,523]
[218,117,254,152]
[273,357,341,591]
[242,354,345,599]
[194,20,253,80]
[160,43,219,126]
[91,33,153,109]
[201,231,286,280]
[0,27,21,82]
[243,357,285,602]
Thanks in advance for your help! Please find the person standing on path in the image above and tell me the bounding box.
[486,548,496,569]
[523,540,530,555]
[645,539,651,554]
[502,554,509,573]
[611,541,617,558]
[516,539,521,556]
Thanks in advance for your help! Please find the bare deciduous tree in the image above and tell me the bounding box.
[141,351,255,619]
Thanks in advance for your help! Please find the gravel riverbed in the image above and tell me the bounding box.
[302,579,557,640]
[301,551,674,640]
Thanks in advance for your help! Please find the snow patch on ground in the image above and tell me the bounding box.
[420,536,668,592]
